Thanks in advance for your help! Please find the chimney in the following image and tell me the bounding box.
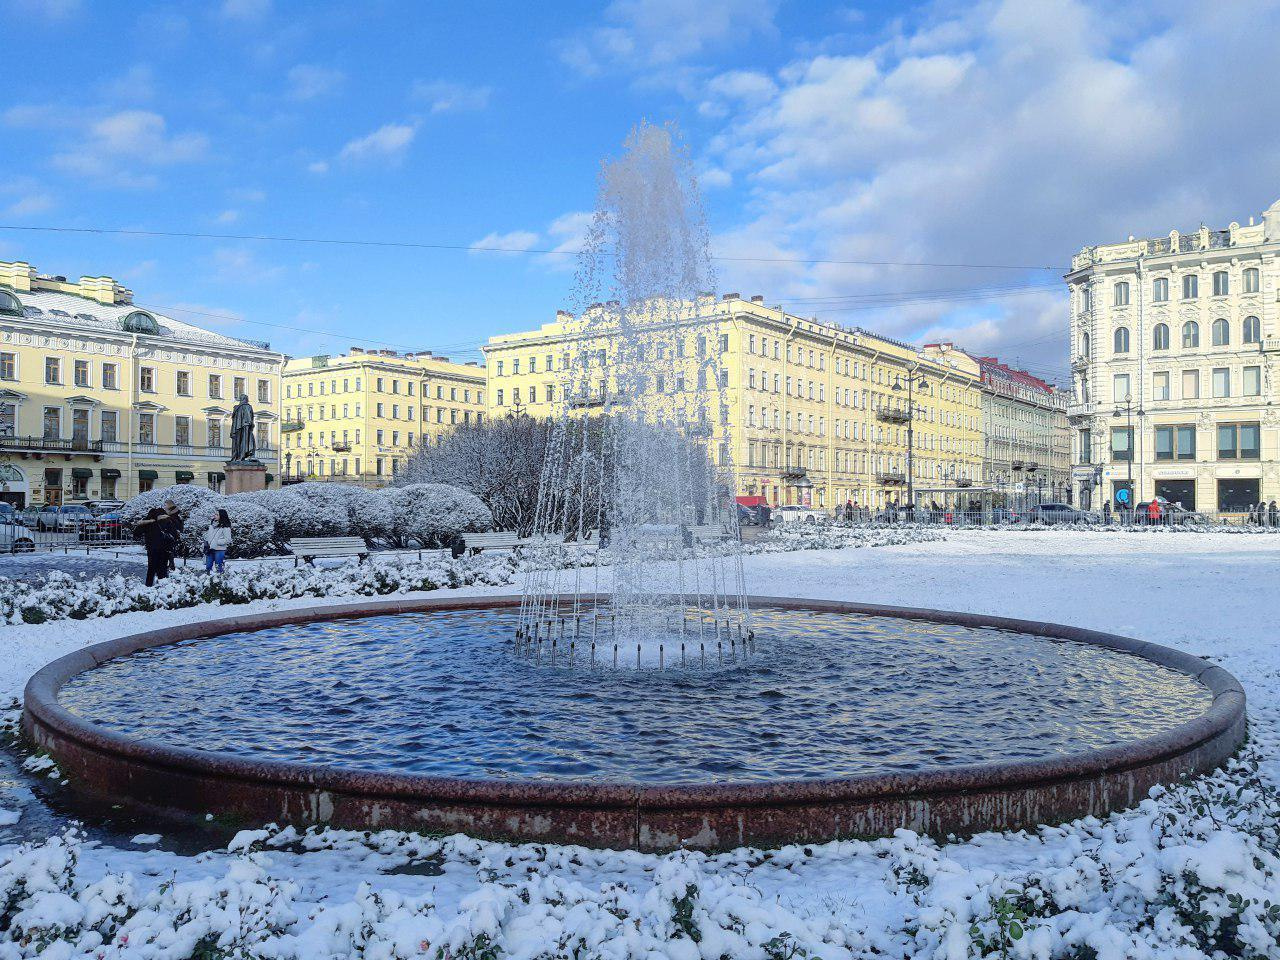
[350,346,363,354]
[556,309,572,319]
[722,292,739,301]
[750,295,764,304]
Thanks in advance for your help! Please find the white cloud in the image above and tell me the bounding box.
[307,160,329,175]
[337,122,417,165]
[44,109,208,188]
[209,247,282,284]
[3,192,54,218]
[469,230,541,255]
[411,80,492,114]
[102,64,156,102]
[7,0,81,20]
[219,0,270,21]
[287,64,344,101]
[696,0,1280,374]
[229,187,267,203]
[559,0,778,75]
[216,209,240,224]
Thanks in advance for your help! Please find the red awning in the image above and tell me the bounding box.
[736,495,767,507]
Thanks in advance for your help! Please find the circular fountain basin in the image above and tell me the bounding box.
[23,596,1245,851]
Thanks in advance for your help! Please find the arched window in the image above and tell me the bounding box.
[1213,271,1229,297]
[119,310,161,335]
[1212,318,1230,346]
[1152,277,1169,302]
[1080,286,1092,312]
[1243,268,1260,294]
[1113,326,1130,353]
[1113,281,1130,307]
[1152,323,1170,350]
[1182,274,1198,299]
[1182,320,1200,348]
[0,289,21,318]
[1081,332,1091,359]
[1244,316,1261,344]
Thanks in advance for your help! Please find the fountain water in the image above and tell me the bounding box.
[516,121,750,665]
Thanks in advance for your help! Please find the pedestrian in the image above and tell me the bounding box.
[1146,498,1162,526]
[758,502,771,528]
[843,499,854,523]
[1269,501,1278,528]
[1103,499,1112,525]
[135,507,172,586]
[202,508,233,574]
[163,498,185,571]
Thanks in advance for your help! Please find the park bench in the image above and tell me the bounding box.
[461,532,525,554]
[285,536,370,567]
[689,523,730,541]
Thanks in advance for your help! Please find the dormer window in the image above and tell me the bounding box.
[120,310,161,335]
[0,290,21,318]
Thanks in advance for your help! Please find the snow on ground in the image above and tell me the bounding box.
[0,530,1278,958]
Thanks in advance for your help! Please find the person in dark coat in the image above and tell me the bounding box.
[1269,501,1278,528]
[135,507,173,586]
[1102,500,1112,525]
[843,499,854,523]
[163,498,185,571]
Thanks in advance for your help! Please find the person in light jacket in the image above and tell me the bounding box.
[202,509,233,574]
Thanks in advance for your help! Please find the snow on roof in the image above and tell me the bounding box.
[9,287,275,354]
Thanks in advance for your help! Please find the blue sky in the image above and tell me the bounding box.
[3,0,1278,380]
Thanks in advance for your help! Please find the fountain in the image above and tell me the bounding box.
[20,124,1246,851]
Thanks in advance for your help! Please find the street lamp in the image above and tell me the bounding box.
[891,371,930,509]
[1112,397,1144,513]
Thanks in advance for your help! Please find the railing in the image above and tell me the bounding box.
[0,435,103,454]
[876,472,906,485]
[1147,238,1171,255]
[281,419,304,432]
[97,441,278,458]
[568,393,606,408]
[876,408,911,425]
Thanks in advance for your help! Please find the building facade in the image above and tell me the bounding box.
[484,294,985,511]
[928,346,1072,506]
[1066,198,1280,513]
[0,261,283,506]
[281,348,486,485]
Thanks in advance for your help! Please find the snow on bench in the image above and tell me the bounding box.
[285,536,370,566]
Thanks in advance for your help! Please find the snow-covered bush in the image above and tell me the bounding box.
[279,482,354,536]
[120,484,222,528]
[382,483,493,548]
[348,485,396,542]
[232,489,329,547]
[184,498,276,559]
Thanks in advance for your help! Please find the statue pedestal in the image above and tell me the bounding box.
[224,460,267,495]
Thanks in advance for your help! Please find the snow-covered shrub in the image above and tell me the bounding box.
[382,483,493,548]
[232,489,330,547]
[185,498,276,559]
[280,482,354,536]
[120,483,222,528]
[347,485,395,543]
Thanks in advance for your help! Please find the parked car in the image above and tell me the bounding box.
[81,510,126,541]
[0,503,20,526]
[0,515,35,553]
[36,503,95,532]
[1027,503,1094,525]
[1134,499,1205,525]
[989,507,1022,524]
[85,499,125,517]
[775,504,824,525]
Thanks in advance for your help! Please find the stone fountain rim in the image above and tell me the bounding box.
[23,594,1245,813]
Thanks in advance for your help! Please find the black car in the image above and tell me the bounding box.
[1027,503,1094,525]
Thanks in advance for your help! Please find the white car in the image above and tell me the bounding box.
[775,504,825,525]
[0,517,35,553]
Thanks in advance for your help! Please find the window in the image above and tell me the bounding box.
[209,375,222,399]
[1212,318,1229,346]
[176,371,191,396]
[1243,268,1260,294]
[175,416,191,446]
[137,413,155,444]
[0,353,13,381]
[1113,326,1130,353]
[45,357,60,384]
[100,411,117,443]
[139,367,155,392]
[1182,369,1200,400]
[1182,321,1199,348]
[257,380,270,404]
[1243,316,1261,345]
[1113,281,1130,307]
[1218,423,1260,460]
[1155,425,1196,461]
[1153,371,1170,400]
[1113,373,1131,401]
[1212,367,1230,398]
[42,406,60,439]
[1081,332,1090,358]
[1078,428,1091,464]
[1182,274,1198,299]
[1153,277,1169,302]
[1111,427,1133,462]
[208,419,223,448]
[1244,366,1261,397]
[233,377,246,400]
[1212,271,1229,296]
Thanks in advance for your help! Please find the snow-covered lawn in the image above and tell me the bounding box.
[1,530,1278,958]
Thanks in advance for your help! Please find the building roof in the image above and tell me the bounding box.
[4,285,276,355]
[973,355,1054,394]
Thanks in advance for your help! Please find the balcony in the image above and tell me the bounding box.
[1070,355,1090,372]
[281,419,305,432]
[876,471,906,485]
[568,392,605,409]
[1067,401,1097,422]
[332,442,352,453]
[97,441,278,459]
[876,408,911,425]
[0,435,103,456]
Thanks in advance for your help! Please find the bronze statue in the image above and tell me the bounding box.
[230,394,257,462]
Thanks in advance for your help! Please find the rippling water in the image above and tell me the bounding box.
[59,608,1210,784]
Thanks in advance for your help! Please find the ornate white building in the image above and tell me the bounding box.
[1066,198,1280,513]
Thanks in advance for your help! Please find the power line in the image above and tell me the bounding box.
[0,223,1060,271]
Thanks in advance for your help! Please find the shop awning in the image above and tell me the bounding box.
[736,495,767,507]
[207,471,225,482]
[100,468,121,480]
[175,470,195,482]
[70,467,93,479]
[138,470,159,481]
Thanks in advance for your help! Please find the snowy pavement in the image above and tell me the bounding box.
[0,529,1278,958]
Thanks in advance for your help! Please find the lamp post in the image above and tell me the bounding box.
[892,371,930,509]
[1112,397,1143,515]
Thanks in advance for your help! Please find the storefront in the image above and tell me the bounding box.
[0,464,28,507]
[1217,478,1260,513]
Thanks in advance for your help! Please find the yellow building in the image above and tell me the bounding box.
[0,261,284,506]
[484,294,983,510]
[281,348,486,485]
